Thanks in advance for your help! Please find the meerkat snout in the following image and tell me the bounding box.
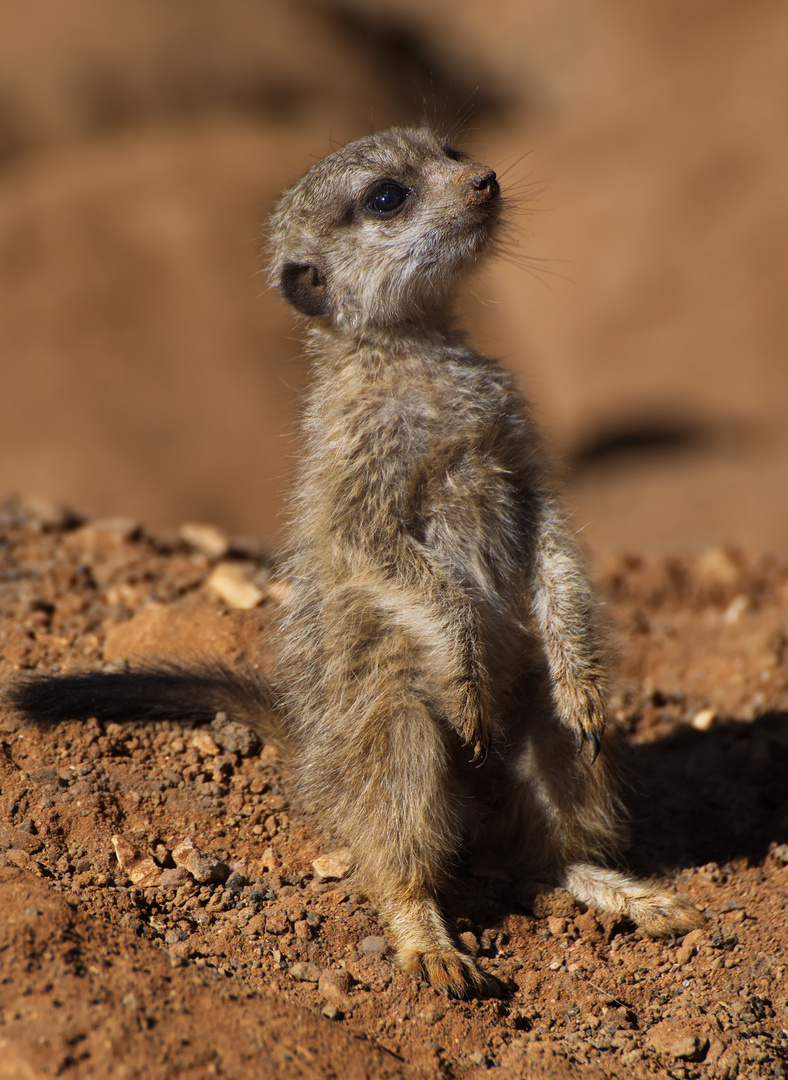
[471,168,498,194]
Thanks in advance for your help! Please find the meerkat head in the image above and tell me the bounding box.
[268,127,500,334]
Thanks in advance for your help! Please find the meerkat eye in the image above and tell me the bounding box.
[442,145,466,162]
[363,181,410,217]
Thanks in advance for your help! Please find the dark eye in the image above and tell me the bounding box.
[443,145,465,162]
[364,181,409,216]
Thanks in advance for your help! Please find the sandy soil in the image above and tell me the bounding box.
[1,499,787,1079]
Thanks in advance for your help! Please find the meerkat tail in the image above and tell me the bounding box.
[9,664,283,743]
[560,862,706,936]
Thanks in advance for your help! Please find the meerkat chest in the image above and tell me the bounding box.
[297,349,538,603]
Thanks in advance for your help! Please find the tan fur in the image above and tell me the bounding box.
[266,128,704,994]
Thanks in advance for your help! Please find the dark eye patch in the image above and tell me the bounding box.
[442,145,466,162]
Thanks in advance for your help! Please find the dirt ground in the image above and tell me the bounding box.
[0,498,787,1079]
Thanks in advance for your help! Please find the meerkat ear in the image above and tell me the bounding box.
[279,261,329,317]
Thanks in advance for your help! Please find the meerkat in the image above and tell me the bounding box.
[12,126,704,998]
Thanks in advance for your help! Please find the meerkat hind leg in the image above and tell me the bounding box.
[381,888,498,998]
[308,614,496,998]
[562,862,706,936]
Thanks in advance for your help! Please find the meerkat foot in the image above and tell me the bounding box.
[398,947,498,999]
[562,862,706,936]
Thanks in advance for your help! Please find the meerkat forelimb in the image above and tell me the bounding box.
[12,126,704,998]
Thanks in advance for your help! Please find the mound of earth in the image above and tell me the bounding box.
[1,498,786,1079]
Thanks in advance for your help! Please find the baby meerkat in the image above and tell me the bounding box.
[13,126,704,997]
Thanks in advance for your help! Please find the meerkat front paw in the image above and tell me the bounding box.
[553,680,607,761]
[451,681,492,766]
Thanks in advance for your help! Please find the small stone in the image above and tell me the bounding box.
[260,846,279,873]
[290,961,321,983]
[548,960,563,971]
[265,911,290,935]
[128,858,163,888]
[66,517,139,553]
[458,931,480,956]
[206,562,264,609]
[172,838,230,884]
[691,708,717,731]
[225,871,249,892]
[547,916,568,936]
[111,835,161,886]
[294,919,311,941]
[705,1037,728,1067]
[695,546,741,587]
[682,927,705,948]
[312,847,353,881]
[318,969,351,1007]
[178,522,230,559]
[111,835,140,872]
[646,1020,708,1061]
[360,935,387,957]
[258,743,281,766]
[241,913,267,937]
[322,1004,341,1020]
[192,731,221,757]
[159,867,192,888]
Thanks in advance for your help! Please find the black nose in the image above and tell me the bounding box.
[472,169,499,196]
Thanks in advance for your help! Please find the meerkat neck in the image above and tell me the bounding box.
[305,317,466,363]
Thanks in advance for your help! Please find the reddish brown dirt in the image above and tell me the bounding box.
[1,499,787,1079]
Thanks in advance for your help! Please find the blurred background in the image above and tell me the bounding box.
[0,0,786,556]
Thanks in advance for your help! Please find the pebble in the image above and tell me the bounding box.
[192,731,221,757]
[172,838,230,884]
[645,1020,708,1061]
[178,522,230,559]
[159,867,192,888]
[458,931,479,956]
[312,847,353,881]
[691,708,717,731]
[111,835,162,887]
[359,935,387,957]
[318,969,351,1007]
[206,562,264,609]
[265,911,289,935]
[289,961,321,983]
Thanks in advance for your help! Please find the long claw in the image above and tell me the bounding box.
[471,740,489,767]
[587,729,602,763]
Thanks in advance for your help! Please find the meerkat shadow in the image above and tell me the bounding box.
[625,709,788,874]
[438,709,787,954]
